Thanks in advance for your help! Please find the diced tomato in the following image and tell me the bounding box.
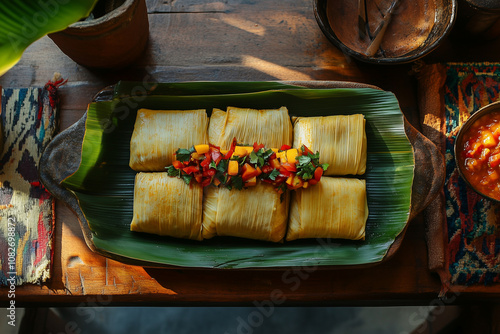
[269,153,276,160]
[308,179,318,185]
[282,162,297,172]
[274,175,288,184]
[489,153,500,168]
[200,153,212,169]
[253,142,265,152]
[202,169,216,177]
[314,167,323,181]
[201,177,212,187]
[280,144,291,151]
[194,173,203,183]
[211,149,222,165]
[261,165,274,174]
[278,166,292,177]
[182,166,199,174]
[172,160,183,169]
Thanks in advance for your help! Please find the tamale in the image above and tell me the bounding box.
[208,106,293,149]
[129,109,209,171]
[130,173,204,240]
[292,114,367,175]
[202,183,289,242]
[287,177,368,241]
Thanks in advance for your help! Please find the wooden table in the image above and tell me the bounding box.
[1,0,500,306]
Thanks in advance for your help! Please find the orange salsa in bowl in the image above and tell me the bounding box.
[458,110,500,201]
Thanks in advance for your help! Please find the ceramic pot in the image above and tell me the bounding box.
[48,0,149,69]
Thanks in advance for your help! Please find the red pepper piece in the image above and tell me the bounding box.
[183,166,199,174]
[282,162,297,172]
[223,138,238,159]
[314,167,323,181]
[253,142,265,152]
[172,160,184,169]
[280,144,291,151]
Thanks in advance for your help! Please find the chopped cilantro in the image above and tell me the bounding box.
[230,175,244,190]
[249,151,258,165]
[209,161,217,169]
[217,159,228,173]
[249,148,273,168]
[295,150,327,180]
[166,165,181,177]
[262,148,274,160]
[268,168,280,181]
[176,147,195,162]
[215,173,227,184]
[297,155,311,166]
[181,174,193,185]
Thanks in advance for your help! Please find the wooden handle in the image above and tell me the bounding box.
[404,118,445,221]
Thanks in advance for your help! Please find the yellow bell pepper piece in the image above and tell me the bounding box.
[286,149,299,163]
[228,160,239,176]
[276,151,287,163]
[232,146,253,158]
[194,144,210,154]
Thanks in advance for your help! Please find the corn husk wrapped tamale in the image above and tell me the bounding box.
[292,114,367,175]
[286,177,368,241]
[130,173,203,240]
[208,106,293,149]
[129,109,209,171]
[202,183,289,242]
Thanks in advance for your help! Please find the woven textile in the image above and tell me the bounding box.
[443,63,500,285]
[0,81,60,286]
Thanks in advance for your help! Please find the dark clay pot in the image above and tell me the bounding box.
[48,0,149,69]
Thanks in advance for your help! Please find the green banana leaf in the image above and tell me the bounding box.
[62,81,414,268]
[0,0,97,76]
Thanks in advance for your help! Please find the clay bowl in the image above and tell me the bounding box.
[455,101,500,202]
[313,0,457,64]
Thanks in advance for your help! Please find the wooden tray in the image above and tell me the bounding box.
[39,81,444,268]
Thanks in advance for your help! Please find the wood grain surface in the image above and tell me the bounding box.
[1,0,499,305]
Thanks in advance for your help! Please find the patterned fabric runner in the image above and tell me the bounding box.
[0,79,62,285]
[443,63,500,285]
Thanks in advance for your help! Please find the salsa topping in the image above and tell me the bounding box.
[165,138,328,193]
[460,110,500,200]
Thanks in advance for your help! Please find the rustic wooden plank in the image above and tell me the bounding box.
[3,0,493,304]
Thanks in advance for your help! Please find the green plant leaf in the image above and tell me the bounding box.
[62,82,414,268]
[0,0,98,76]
